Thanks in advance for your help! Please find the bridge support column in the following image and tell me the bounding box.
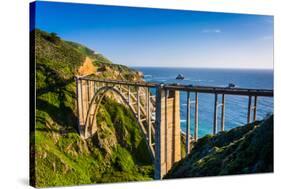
[76,78,98,139]
[75,77,82,135]
[155,86,181,179]
[78,79,86,136]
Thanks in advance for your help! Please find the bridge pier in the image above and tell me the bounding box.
[155,85,181,179]
[76,77,98,138]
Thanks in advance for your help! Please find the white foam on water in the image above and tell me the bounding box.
[144,74,152,77]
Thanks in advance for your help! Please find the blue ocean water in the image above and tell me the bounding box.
[134,67,273,138]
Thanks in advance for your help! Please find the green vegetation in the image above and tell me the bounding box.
[164,115,273,178]
[33,29,153,187]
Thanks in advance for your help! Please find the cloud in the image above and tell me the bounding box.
[201,29,221,33]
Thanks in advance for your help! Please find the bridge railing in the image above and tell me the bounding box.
[158,83,273,155]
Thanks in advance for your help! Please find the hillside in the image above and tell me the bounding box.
[32,29,153,187]
[164,115,273,178]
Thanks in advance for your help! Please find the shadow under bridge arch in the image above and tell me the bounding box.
[83,85,155,158]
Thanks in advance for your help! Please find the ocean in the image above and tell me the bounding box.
[134,67,273,137]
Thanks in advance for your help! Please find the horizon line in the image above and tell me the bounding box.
[130,65,274,71]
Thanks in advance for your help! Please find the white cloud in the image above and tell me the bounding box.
[201,29,221,33]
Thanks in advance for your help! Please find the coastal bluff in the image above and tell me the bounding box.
[164,115,273,178]
[33,29,153,187]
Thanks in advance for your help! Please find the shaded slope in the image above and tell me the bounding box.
[164,115,273,178]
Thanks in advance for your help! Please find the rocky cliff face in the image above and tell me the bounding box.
[164,115,273,179]
[32,29,152,187]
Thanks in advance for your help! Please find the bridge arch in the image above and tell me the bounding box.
[83,85,152,155]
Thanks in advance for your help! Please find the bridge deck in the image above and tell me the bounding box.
[79,77,273,97]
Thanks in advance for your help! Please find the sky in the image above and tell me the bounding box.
[34,1,274,69]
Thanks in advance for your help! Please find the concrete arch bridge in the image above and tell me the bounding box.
[75,76,273,179]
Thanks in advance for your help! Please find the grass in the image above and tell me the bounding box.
[32,29,153,187]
